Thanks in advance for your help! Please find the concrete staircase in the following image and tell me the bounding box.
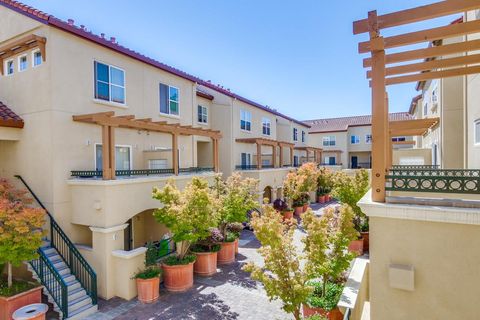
[28,245,97,319]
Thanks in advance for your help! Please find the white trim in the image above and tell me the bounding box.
[32,49,42,68]
[474,119,480,146]
[4,59,14,76]
[262,117,271,136]
[93,60,127,106]
[160,84,180,117]
[112,247,147,259]
[18,54,28,72]
[365,134,372,144]
[240,109,252,132]
[90,224,129,233]
[93,99,128,109]
[350,135,360,145]
[197,105,208,125]
[94,143,133,171]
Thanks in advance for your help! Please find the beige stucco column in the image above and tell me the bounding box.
[279,145,283,167]
[257,143,262,169]
[89,224,128,299]
[172,133,179,175]
[290,147,294,166]
[272,145,277,168]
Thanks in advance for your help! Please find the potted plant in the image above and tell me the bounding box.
[212,173,258,264]
[243,206,313,320]
[331,169,369,255]
[153,177,219,292]
[302,193,310,212]
[298,163,320,211]
[273,198,293,221]
[301,206,357,320]
[283,171,303,216]
[191,228,223,276]
[0,178,45,320]
[316,168,333,203]
[134,243,162,303]
[227,222,244,254]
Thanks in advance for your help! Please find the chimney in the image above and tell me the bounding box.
[110,37,116,43]
[67,19,74,26]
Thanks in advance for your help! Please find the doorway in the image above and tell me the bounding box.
[351,156,358,169]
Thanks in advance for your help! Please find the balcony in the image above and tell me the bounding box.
[71,167,214,179]
[235,165,275,171]
[350,162,372,169]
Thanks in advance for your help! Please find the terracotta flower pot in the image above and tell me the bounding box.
[303,203,309,212]
[282,210,294,221]
[194,251,218,276]
[360,231,369,252]
[217,241,235,264]
[0,286,42,320]
[348,238,364,256]
[136,277,160,303]
[162,262,194,292]
[317,195,326,204]
[234,238,239,254]
[294,206,303,216]
[302,305,343,320]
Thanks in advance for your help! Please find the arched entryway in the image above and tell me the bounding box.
[125,209,170,251]
[263,186,273,204]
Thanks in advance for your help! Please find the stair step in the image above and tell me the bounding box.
[68,287,87,302]
[67,304,97,320]
[69,295,92,313]
[42,247,56,255]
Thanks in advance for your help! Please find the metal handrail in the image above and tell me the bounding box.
[15,175,97,306]
[386,173,480,194]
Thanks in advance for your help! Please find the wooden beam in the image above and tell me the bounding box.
[135,118,152,122]
[385,65,480,85]
[391,128,429,136]
[354,0,480,35]
[389,118,439,132]
[212,138,219,173]
[272,145,277,168]
[101,125,111,180]
[359,19,480,53]
[73,111,114,121]
[172,133,179,175]
[109,126,116,180]
[257,143,262,170]
[117,115,135,119]
[367,54,480,78]
[364,38,480,68]
[279,145,283,167]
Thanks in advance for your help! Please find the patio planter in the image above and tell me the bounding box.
[317,195,326,204]
[217,241,236,264]
[136,277,160,303]
[360,232,369,252]
[193,252,218,276]
[294,206,303,216]
[303,203,309,212]
[234,238,239,255]
[0,286,42,320]
[302,304,343,320]
[162,262,194,292]
[282,210,294,221]
[348,239,364,256]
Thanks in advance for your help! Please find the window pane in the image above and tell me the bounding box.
[159,84,169,113]
[476,122,480,143]
[170,101,179,115]
[110,67,124,86]
[169,87,179,102]
[241,120,245,130]
[115,147,131,170]
[111,85,125,103]
[7,61,13,74]
[96,145,103,171]
[96,81,110,101]
[95,62,109,82]
[34,51,42,66]
[19,56,27,71]
[246,122,251,131]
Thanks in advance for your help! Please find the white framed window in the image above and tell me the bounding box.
[322,136,336,146]
[423,101,428,116]
[324,156,336,165]
[301,131,306,143]
[32,49,42,67]
[95,144,132,171]
[262,117,271,136]
[18,55,27,72]
[94,61,125,104]
[160,84,179,116]
[365,134,372,144]
[148,159,168,169]
[241,153,252,166]
[5,59,14,75]
[240,110,251,131]
[475,119,480,145]
[350,135,360,144]
[198,105,208,124]
[293,155,299,167]
[392,136,406,142]
[293,128,298,141]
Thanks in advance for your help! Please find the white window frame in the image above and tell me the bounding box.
[32,49,42,67]
[5,59,14,76]
[240,110,252,132]
[18,54,28,72]
[94,143,132,171]
[159,84,180,117]
[365,134,372,144]
[301,130,306,143]
[322,136,336,146]
[94,60,126,106]
[241,152,252,166]
[262,117,271,136]
[475,119,480,146]
[293,128,298,141]
[197,105,208,125]
[350,135,360,145]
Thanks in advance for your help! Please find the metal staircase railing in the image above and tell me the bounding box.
[14,176,98,310]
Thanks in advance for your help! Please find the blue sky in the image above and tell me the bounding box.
[22,0,460,120]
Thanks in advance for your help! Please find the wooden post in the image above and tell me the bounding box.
[290,147,294,166]
[369,11,388,202]
[172,133,179,175]
[212,138,219,173]
[279,145,283,167]
[109,126,116,180]
[101,125,111,180]
[257,143,262,169]
[272,145,277,168]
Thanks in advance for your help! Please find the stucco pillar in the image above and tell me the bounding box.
[89,224,128,299]
[272,145,277,168]
[257,143,262,169]
[172,133,179,175]
[290,147,294,166]
[102,125,111,180]
[279,146,283,167]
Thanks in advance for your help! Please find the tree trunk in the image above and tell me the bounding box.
[7,262,12,288]
[294,308,301,320]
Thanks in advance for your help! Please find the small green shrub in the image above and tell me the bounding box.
[145,242,158,267]
[306,281,343,311]
[224,231,237,243]
[0,278,38,297]
[134,266,162,280]
[163,254,196,266]
[190,244,220,253]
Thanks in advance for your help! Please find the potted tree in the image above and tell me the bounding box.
[243,206,313,320]
[227,222,244,255]
[191,228,223,276]
[331,170,369,255]
[0,178,45,320]
[297,163,320,212]
[316,168,333,203]
[134,243,162,303]
[212,173,258,264]
[302,206,357,320]
[273,198,293,221]
[153,177,219,292]
[283,171,303,216]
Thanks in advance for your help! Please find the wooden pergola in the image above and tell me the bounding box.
[235,138,295,169]
[73,112,222,179]
[294,146,323,164]
[354,0,480,202]
[0,34,46,75]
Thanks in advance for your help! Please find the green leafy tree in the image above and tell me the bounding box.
[243,206,312,320]
[152,177,219,261]
[212,173,258,239]
[316,167,334,196]
[0,178,45,288]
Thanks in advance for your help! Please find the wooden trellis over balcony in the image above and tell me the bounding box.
[354,0,480,202]
[294,146,323,164]
[73,111,222,179]
[235,138,295,169]
[0,34,46,75]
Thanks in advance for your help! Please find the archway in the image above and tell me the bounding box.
[126,209,170,251]
[263,186,273,204]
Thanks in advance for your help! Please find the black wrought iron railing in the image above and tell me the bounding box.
[386,169,480,194]
[179,167,215,174]
[392,164,440,169]
[15,176,98,310]
[351,162,371,169]
[235,164,275,170]
[30,250,69,318]
[71,168,175,178]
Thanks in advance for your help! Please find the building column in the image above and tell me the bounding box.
[212,138,219,173]
[279,145,283,167]
[272,145,277,168]
[109,126,116,179]
[257,143,262,169]
[102,125,111,180]
[172,133,179,175]
[290,147,294,166]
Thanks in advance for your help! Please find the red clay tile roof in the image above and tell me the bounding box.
[304,112,412,134]
[0,0,309,128]
[0,101,24,128]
